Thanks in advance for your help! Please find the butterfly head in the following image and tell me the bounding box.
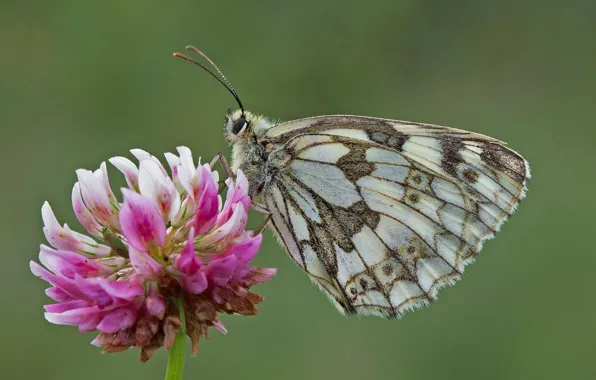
[225,109,272,142]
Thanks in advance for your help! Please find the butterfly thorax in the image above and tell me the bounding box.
[226,110,277,201]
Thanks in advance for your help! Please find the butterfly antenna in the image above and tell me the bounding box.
[173,46,245,113]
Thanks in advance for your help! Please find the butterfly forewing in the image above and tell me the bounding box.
[261,116,529,318]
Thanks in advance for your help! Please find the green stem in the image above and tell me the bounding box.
[165,297,186,380]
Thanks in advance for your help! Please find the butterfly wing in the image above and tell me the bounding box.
[262,115,529,318]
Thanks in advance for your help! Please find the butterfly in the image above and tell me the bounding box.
[174,46,530,318]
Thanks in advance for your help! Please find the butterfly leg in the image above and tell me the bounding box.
[253,213,272,235]
[250,201,269,214]
[209,152,235,180]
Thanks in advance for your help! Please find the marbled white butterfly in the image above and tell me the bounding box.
[174,46,530,318]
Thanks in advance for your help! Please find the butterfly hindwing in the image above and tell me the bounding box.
[262,116,529,318]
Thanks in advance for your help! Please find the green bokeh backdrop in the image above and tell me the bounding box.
[2,1,595,379]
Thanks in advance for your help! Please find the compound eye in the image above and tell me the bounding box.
[232,117,247,134]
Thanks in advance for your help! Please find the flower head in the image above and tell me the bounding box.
[31,147,276,362]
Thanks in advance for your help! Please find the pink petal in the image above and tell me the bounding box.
[205,255,237,286]
[109,156,139,191]
[176,146,196,179]
[78,313,105,333]
[228,169,250,205]
[138,160,180,221]
[145,291,166,319]
[164,152,181,172]
[97,305,139,333]
[42,202,66,246]
[212,320,227,334]
[182,270,208,294]
[199,203,247,247]
[44,299,89,313]
[42,202,111,257]
[45,287,73,302]
[71,182,103,238]
[119,189,166,252]
[175,228,201,273]
[130,149,168,176]
[177,148,215,203]
[44,305,103,332]
[94,162,118,207]
[95,276,144,303]
[178,165,201,201]
[194,166,220,234]
[224,233,263,266]
[217,170,251,226]
[210,167,220,186]
[173,229,208,294]
[30,261,89,300]
[76,169,119,230]
[72,276,143,307]
[73,276,114,307]
[164,152,183,191]
[129,248,164,280]
[67,227,111,257]
[38,245,114,279]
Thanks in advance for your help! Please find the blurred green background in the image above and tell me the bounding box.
[2,1,595,379]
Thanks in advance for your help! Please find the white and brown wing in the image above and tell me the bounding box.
[262,116,529,318]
